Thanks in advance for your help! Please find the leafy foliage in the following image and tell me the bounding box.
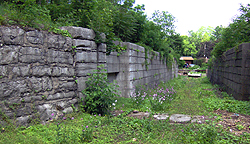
[0,0,184,64]
[2,0,52,29]
[81,65,120,115]
[212,4,250,57]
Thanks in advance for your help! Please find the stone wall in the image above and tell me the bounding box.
[107,42,178,98]
[0,26,178,125]
[207,43,250,101]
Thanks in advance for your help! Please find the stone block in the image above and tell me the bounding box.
[47,49,73,64]
[47,34,72,51]
[59,82,76,90]
[60,26,95,40]
[28,77,52,92]
[32,66,52,76]
[67,98,78,105]
[63,107,73,114]
[51,67,74,77]
[75,51,97,63]
[0,80,28,99]
[107,55,120,64]
[137,45,145,52]
[98,43,106,52]
[77,77,87,91]
[47,92,75,100]
[138,51,145,58]
[0,66,7,76]
[0,45,19,64]
[24,96,42,103]
[76,63,97,76]
[63,37,73,51]
[0,26,24,45]
[129,49,138,57]
[129,57,138,63]
[98,52,106,63]
[16,116,30,126]
[12,66,30,76]
[19,47,44,63]
[26,30,44,44]
[37,103,55,121]
[107,63,119,73]
[129,64,136,72]
[138,57,145,64]
[73,39,97,49]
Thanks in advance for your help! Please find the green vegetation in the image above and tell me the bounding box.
[81,65,120,115]
[1,76,250,143]
[0,0,184,66]
[212,4,250,58]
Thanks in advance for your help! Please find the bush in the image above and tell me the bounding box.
[81,65,120,115]
[188,65,200,70]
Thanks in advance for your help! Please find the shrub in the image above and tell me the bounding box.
[81,65,120,115]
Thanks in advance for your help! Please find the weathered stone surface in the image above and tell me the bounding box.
[26,30,44,44]
[24,96,43,103]
[0,45,19,64]
[63,107,73,114]
[73,39,97,49]
[56,101,67,110]
[98,43,106,52]
[0,80,28,99]
[0,27,24,45]
[77,77,87,91]
[75,51,97,63]
[37,104,56,121]
[19,47,44,63]
[98,52,106,63]
[0,66,7,76]
[16,116,30,126]
[32,66,51,76]
[76,63,97,76]
[153,114,169,120]
[59,82,76,90]
[47,92,75,100]
[28,77,52,92]
[48,34,66,49]
[68,98,78,105]
[47,49,73,64]
[51,67,74,76]
[60,26,95,40]
[169,114,191,123]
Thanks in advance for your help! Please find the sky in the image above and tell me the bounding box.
[134,0,250,35]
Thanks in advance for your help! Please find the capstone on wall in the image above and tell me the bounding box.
[0,26,178,126]
[207,43,250,101]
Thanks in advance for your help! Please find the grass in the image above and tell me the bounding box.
[1,76,250,143]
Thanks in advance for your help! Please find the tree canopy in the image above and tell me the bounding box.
[0,0,184,64]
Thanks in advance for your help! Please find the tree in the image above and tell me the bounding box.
[181,35,197,56]
[151,10,175,37]
[212,4,250,58]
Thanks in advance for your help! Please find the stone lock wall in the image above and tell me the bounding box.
[107,42,178,98]
[207,43,250,101]
[0,26,178,125]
